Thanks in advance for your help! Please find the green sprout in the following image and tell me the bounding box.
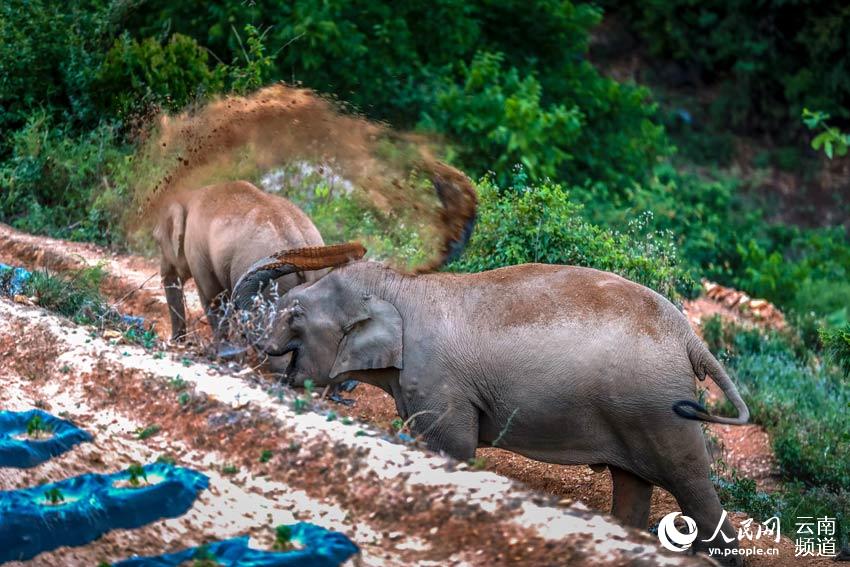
[26,414,52,439]
[273,525,294,551]
[43,487,65,504]
[390,418,404,431]
[259,450,273,463]
[136,424,161,440]
[127,463,147,487]
[193,544,221,566]
[222,464,238,475]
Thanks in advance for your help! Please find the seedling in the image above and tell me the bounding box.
[192,544,220,567]
[168,375,188,391]
[43,487,65,505]
[341,417,353,426]
[273,525,294,551]
[390,418,404,431]
[97,562,111,567]
[326,411,337,422]
[127,463,148,487]
[222,464,238,475]
[181,357,192,367]
[26,414,52,439]
[293,397,309,414]
[136,424,161,440]
[259,450,273,463]
[156,454,176,465]
[60,364,71,373]
[178,392,191,406]
[292,379,315,414]
[153,351,165,360]
[469,456,488,470]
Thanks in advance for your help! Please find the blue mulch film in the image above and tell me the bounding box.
[0,263,31,295]
[0,409,93,468]
[0,462,209,563]
[113,522,359,567]
[328,380,358,406]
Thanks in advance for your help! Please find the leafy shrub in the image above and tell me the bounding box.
[450,174,693,299]
[820,324,850,377]
[706,318,850,491]
[705,317,850,543]
[125,0,669,190]
[608,1,850,136]
[93,33,225,116]
[0,115,133,245]
[421,49,667,190]
[23,266,108,324]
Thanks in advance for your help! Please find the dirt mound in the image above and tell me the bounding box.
[132,84,476,271]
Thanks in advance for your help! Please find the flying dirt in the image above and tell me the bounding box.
[131,84,477,272]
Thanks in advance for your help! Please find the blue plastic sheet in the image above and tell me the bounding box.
[328,380,358,406]
[114,522,359,567]
[0,462,209,563]
[0,409,93,468]
[0,263,31,295]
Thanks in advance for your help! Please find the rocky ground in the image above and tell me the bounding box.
[0,223,829,566]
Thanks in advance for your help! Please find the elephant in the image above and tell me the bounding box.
[152,180,325,344]
[231,244,750,565]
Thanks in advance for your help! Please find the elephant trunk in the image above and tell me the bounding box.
[231,242,367,310]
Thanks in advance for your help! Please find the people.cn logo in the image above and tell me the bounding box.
[657,512,699,552]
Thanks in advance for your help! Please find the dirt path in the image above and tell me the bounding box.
[0,223,820,566]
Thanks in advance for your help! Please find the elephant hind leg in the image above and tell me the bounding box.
[610,466,653,528]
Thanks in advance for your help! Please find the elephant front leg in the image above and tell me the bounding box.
[407,400,480,462]
[161,263,187,341]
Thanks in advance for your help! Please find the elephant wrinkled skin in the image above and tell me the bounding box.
[234,251,750,565]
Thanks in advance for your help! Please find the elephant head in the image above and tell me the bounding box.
[232,242,402,386]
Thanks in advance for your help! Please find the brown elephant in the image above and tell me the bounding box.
[152,180,325,343]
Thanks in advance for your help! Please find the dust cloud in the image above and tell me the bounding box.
[131,84,476,271]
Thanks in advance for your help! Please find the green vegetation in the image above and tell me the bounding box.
[127,463,148,487]
[259,449,274,463]
[25,414,52,439]
[451,174,692,300]
[136,424,161,440]
[42,487,65,505]
[273,525,293,551]
[608,1,850,137]
[704,316,849,542]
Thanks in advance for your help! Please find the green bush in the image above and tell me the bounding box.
[608,1,850,136]
[820,324,850,377]
[92,33,225,116]
[124,0,669,190]
[421,49,667,190]
[706,317,850,543]
[0,115,133,245]
[707,318,849,490]
[449,174,693,299]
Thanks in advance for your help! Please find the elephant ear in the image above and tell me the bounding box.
[153,202,186,260]
[330,295,403,379]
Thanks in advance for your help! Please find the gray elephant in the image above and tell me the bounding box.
[232,244,750,564]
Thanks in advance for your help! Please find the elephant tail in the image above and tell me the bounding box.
[673,337,750,425]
